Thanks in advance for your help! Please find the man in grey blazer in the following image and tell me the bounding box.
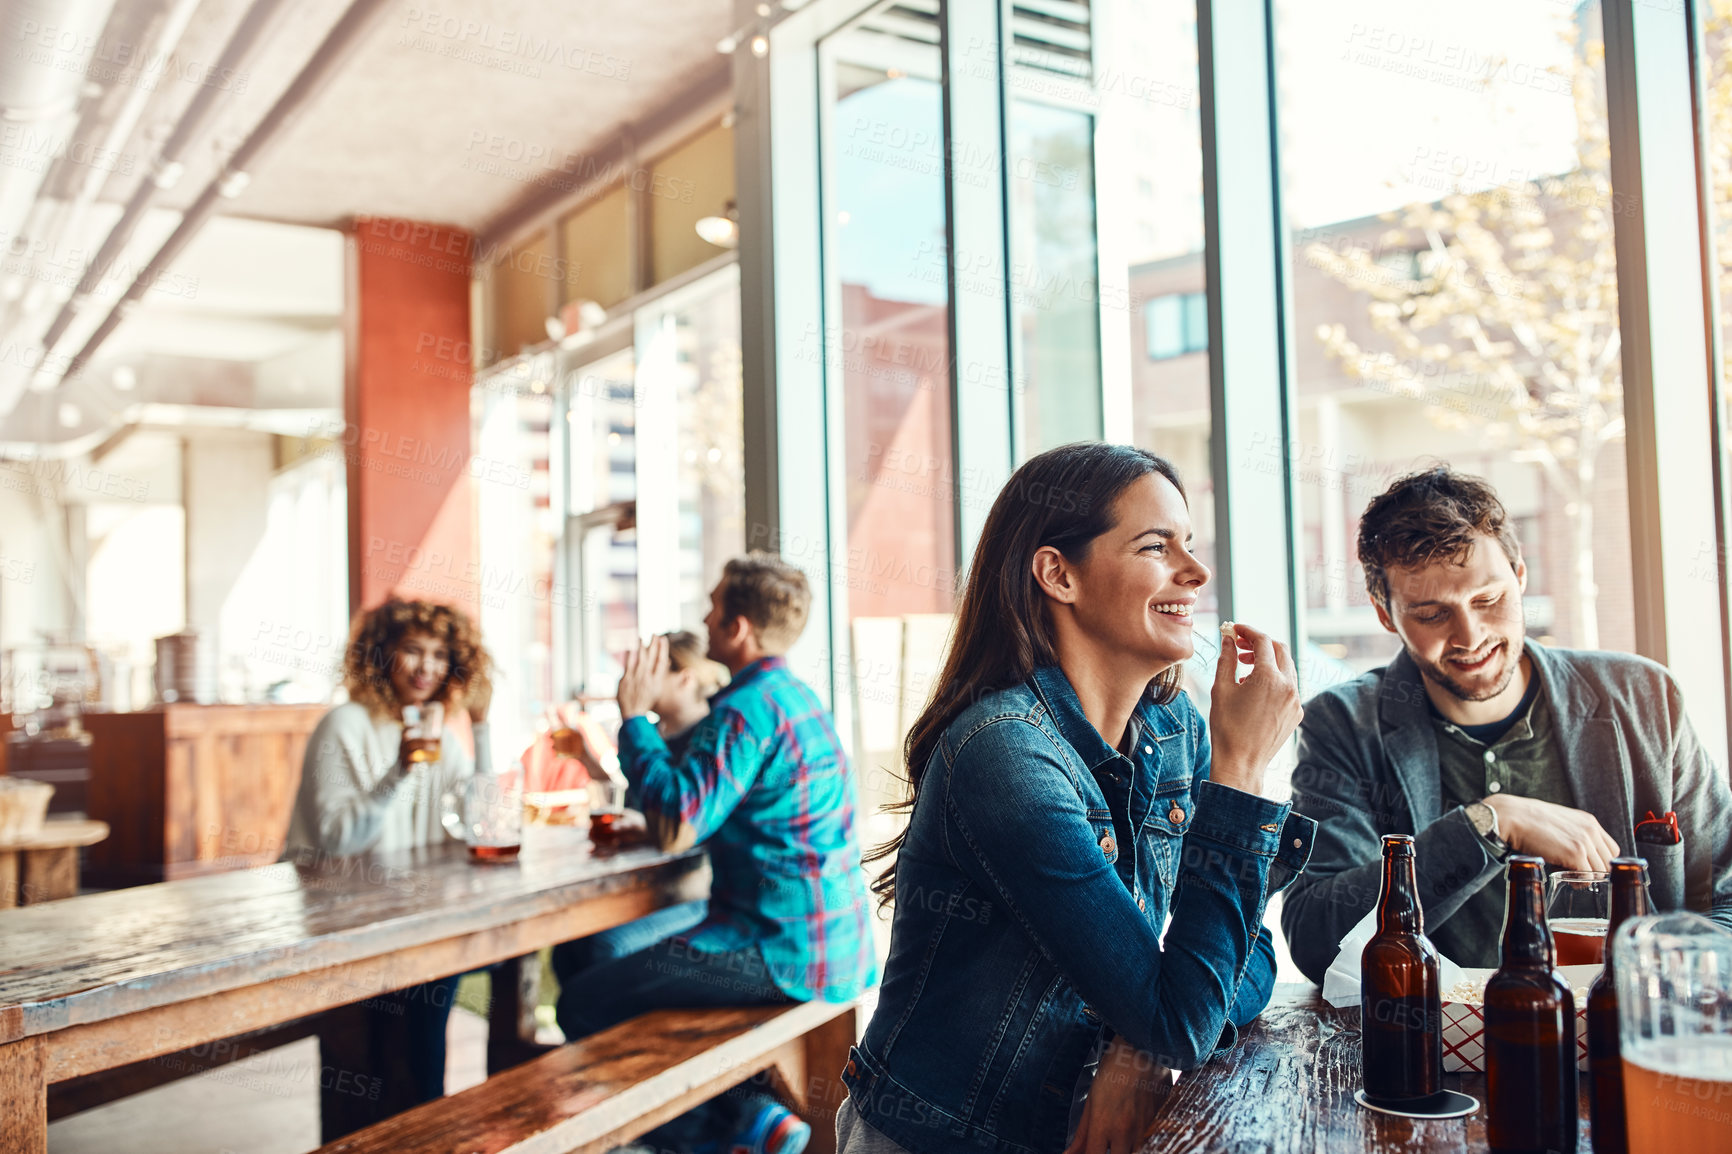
[1282,466,1732,982]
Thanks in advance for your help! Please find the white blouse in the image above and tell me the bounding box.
[284,701,490,857]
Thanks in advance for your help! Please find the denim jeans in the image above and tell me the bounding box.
[319,974,459,1142]
[836,1098,913,1154]
[556,922,793,1150]
[549,898,708,982]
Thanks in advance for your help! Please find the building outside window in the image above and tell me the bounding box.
[1143,292,1208,361]
[1271,0,1634,672]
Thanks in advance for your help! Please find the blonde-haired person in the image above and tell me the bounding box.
[553,630,727,806]
[284,597,493,1139]
[552,554,875,1154]
[652,629,728,758]
[552,629,729,984]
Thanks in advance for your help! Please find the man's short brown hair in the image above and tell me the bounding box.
[718,553,812,652]
[1357,466,1523,609]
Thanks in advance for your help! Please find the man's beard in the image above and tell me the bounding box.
[1416,638,1521,703]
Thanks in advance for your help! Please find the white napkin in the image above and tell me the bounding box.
[1321,909,1473,1007]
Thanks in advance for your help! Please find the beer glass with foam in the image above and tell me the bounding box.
[1613,911,1732,1152]
[1548,870,1610,966]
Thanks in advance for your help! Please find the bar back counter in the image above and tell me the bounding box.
[82,704,324,887]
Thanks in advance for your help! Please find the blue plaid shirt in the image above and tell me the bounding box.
[618,656,878,1002]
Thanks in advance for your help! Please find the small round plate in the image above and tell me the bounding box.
[1353,1088,1479,1120]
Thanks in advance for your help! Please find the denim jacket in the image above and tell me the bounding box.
[842,665,1316,1154]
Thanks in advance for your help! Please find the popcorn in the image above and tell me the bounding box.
[1439,966,1597,1072]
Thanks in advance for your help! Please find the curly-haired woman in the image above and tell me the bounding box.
[286,597,494,858]
[284,597,493,1137]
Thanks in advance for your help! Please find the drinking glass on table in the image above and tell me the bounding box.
[1614,912,1732,1150]
[1546,870,1609,965]
[548,709,633,843]
[441,765,523,861]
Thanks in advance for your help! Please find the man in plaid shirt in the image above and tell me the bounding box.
[555,554,876,1154]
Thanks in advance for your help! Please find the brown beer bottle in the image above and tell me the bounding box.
[1485,855,1579,1154]
[1360,833,1443,1104]
[1586,857,1649,1154]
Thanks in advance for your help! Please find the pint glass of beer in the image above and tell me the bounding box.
[1547,870,1610,966]
[1614,912,1732,1152]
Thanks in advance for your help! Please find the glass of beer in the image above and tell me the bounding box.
[441,768,523,861]
[402,702,444,764]
[588,768,629,844]
[1614,912,1732,1152]
[1547,869,1610,965]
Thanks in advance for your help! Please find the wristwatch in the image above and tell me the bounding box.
[1465,801,1509,858]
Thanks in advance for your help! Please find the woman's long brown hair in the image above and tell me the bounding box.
[866,441,1188,909]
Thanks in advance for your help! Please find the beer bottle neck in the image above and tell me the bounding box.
[1501,868,1553,967]
[1377,852,1423,935]
[1602,862,1650,977]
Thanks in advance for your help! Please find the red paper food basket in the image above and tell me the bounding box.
[1440,965,1599,1072]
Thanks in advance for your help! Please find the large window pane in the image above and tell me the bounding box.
[823,12,957,841]
[634,266,746,635]
[665,269,746,630]
[565,349,636,513]
[1103,0,1215,625]
[573,517,637,701]
[828,56,955,618]
[562,346,637,703]
[1010,99,1101,453]
[1703,12,1732,604]
[1276,0,1633,670]
[476,356,557,742]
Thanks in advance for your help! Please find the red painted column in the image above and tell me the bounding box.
[344,218,477,613]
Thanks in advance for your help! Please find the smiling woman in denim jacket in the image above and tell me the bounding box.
[838,442,1317,1154]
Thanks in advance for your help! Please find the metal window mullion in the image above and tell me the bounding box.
[745,1,845,715]
[1604,0,1730,767]
[941,0,1015,570]
[1687,0,1732,769]
[1196,0,1301,660]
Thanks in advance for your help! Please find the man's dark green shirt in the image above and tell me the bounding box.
[1431,666,1572,965]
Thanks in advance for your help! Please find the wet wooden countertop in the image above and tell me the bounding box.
[1143,983,1592,1152]
[0,837,708,1045]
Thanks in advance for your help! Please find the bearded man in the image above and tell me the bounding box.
[1282,466,1732,980]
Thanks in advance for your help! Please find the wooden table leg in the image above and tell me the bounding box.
[799,1006,858,1154]
[22,846,77,904]
[0,1036,47,1152]
[0,849,18,908]
[486,954,547,1074]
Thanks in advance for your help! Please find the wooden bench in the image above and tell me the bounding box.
[313,999,859,1154]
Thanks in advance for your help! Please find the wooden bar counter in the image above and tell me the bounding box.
[82,704,325,887]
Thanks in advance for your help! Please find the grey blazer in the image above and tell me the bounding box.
[1280,641,1732,984]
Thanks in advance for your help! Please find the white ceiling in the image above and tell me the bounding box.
[2,0,735,444]
[75,0,735,230]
